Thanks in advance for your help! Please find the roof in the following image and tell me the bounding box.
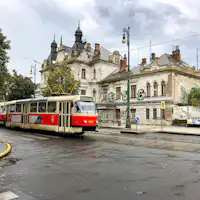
[145,53,190,69]
[47,53,57,61]
[99,66,140,84]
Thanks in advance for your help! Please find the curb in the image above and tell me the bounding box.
[0,143,12,160]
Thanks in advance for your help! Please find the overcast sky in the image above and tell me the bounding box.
[1,0,200,83]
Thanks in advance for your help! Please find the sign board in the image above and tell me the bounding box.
[80,96,94,102]
[135,117,140,124]
[161,101,166,110]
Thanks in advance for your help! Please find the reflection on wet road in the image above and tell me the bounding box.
[1,127,200,199]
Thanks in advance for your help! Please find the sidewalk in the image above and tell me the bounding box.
[98,124,200,136]
[0,142,12,159]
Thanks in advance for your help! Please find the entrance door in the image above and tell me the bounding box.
[21,103,29,128]
[58,102,71,132]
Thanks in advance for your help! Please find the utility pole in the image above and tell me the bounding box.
[30,64,36,97]
[122,26,131,128]
[197,48,199,71]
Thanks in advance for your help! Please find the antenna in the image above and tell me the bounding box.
[150,40,152,62]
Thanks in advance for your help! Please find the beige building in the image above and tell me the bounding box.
[97,46,200,125]
[39,24,121,99]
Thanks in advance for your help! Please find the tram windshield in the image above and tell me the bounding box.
[74,101,97,113]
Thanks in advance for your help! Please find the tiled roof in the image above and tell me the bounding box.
[99,66,140,83]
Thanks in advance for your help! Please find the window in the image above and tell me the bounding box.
[103,88,107,101]
[10,104,15,113]
[161,81,166,96]
[116,109,120,120]
[131,109,136,119]
[161,109,165,119]
[81,69,86,79]
[146,108,150,119]
[146,83,151,97]
[93,69,96,79]
[48,102,57,113]
[81,90,86,95]
[131,85,136,98]
[116,87,121,100]
[154,82,158,97]
[30,103,37,113]
[93,90,96,99]
[38,102,46,113]
[16,104,21,113]
[153,108,157,119]
[0,106,4,113]
[115,57,120,64]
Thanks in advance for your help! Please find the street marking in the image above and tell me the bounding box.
[0,191,19,200]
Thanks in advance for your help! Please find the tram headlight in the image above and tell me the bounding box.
[83,120,87,124]
[96,120,98,124]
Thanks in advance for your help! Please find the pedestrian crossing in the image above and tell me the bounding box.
[0,191,19,200]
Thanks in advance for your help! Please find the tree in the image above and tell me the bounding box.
[188,87,200,107]
[42,61,80,96]
[0,29,11,100]
[5,70,36,101]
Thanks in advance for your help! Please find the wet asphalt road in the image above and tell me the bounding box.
[1,127,200,199]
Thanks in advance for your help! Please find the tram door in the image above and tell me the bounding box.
[58,101,71,132]
[21,103,29,129]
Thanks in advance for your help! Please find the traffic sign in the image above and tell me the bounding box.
[135,117,140,124]
[161,101,166,110]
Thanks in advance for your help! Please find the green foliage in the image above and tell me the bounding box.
[0,29,10,100]
[42,61,80,96]
[5,70,36,101]
[188,87,200,107]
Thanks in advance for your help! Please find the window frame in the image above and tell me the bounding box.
[47,102,57,113]
[30,102,38,113]
[38,101,47,113]
[81,69,86,79]
[116,87,121,100]
[131,85,136,98]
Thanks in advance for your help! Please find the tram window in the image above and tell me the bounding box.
[48,102,56,113]
[30,103,37,113]
[10,104,16,113]
[38,102,46,113]
[16,104,21,113]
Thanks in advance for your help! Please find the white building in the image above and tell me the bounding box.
[39,24,200,126]
[97,46,200,126]
[40,23,121,100]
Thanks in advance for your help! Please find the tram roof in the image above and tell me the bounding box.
[5,95,94,104]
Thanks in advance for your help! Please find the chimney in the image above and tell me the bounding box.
[176,45,181,63]
[87,43,91,52]
[151,53,155,60]
[120,54,127,72]
[172,45,181,63]
[141,58,146,65]
[94,43,100,56]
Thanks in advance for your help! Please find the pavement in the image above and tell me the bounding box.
[1,127,200,199]
[0,141,12,160]
[98,124,200,136]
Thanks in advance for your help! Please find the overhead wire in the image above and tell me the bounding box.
[121,33,200,54]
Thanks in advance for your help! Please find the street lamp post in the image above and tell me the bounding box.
[122,26,131,128]
[30,63,36,97]
[197,48,200,71]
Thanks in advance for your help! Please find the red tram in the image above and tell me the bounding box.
[0,95,98,135]
[0,102,6,125]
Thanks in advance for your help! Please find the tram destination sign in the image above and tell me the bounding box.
[80,96,94,102]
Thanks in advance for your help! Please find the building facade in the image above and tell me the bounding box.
[97,46,200,126]
[39,23,121,100]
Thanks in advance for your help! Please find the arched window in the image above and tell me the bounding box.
[154,82,158,97]
[93,69,96,79]
[147,82,151,97]
[93,90,96,99]
[161,81,166,96]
